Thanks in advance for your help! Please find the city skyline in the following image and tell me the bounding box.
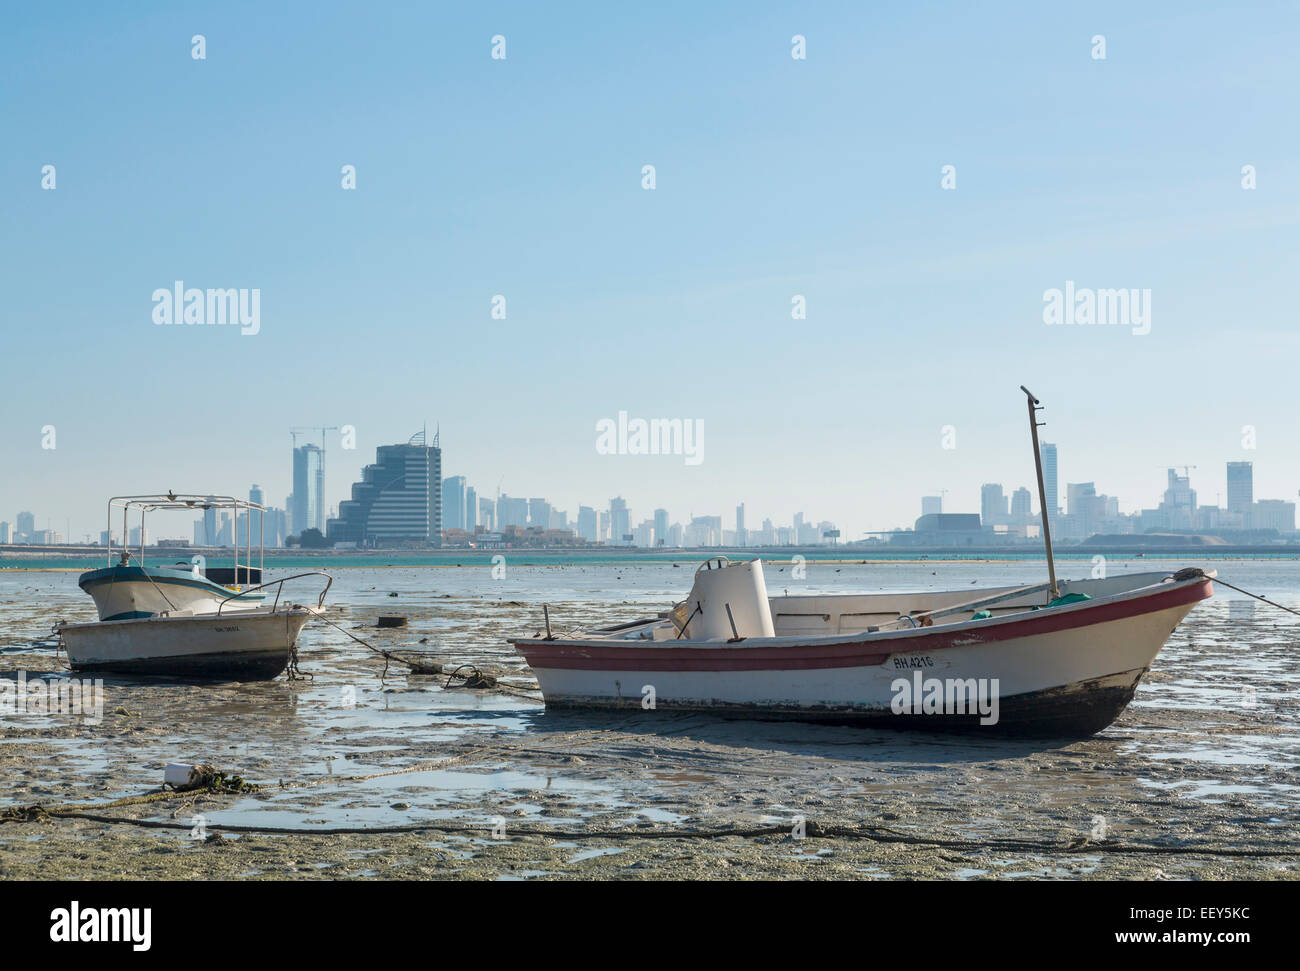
[5,430,1295,546]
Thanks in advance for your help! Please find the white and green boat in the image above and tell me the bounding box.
[58,494,331,679]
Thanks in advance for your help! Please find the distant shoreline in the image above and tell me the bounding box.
[3,543,1299,573]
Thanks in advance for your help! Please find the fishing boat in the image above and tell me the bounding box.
[57,494,331,679]
[509,389,1215,736]
[511,558,1213,736]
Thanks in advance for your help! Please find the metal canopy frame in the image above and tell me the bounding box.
[105,493,265,584]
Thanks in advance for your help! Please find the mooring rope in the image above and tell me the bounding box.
[0,746,507,824]
[0,802,1294,858]
[312,611,466,681]
[1166,566,1300,621]
[306,610,541,696]
[1207,576,1300,618]
[314,611,410,667]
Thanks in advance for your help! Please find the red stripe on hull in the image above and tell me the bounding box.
[513,578,1212,672]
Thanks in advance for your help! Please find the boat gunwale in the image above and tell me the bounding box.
[58,603,318,633]
[511,572,1214,656]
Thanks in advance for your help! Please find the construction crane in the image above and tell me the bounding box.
[291,426,341,484]
[288,427,340,535]
[291,426,338,447]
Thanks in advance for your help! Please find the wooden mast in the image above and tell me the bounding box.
[1020,386,1059,600]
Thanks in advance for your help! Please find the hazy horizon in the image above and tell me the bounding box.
[4,2,1297,541]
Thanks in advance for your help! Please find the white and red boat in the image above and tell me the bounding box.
[510,557,1214,736]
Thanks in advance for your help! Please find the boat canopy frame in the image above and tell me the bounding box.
[105,493,265,583]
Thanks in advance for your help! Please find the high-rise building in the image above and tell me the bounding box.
[609,497,630,544]
[0,522,10,544]
[735,503,746,547]
[464,486,477,530]
[1156,468,1197,531]
[479,497,496,531]
[327,428,442,546]
[498,495,529,528]
[1227,462,1253,515]
[1042,443,1059,529]
[1010,487,1032,521]
[528,498,551,529]
[1062,482,1108,538]
[687,515,723,547]
[980,484,1007,527]
[654,508,669,547]
[246,484,265,545]
[577,506,598,542]
[217,512,233,547]
[1162,468,1196,511]
[16,511,35,539]
[292,444,325,536]
[1253,499,1295,533]
[1067,482,1096,514]
[270,507,289,547]
[442,476,467,531]
[202,502,218,546]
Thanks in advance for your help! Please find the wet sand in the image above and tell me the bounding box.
[2,563,1298,880]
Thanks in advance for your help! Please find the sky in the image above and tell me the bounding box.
[2,1,1299,542]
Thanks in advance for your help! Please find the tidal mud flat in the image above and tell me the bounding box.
[1,561,1298,880]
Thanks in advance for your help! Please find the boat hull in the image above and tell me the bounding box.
[513,575,1213,736]
[60,608,313,680]
[534,668,1145,736]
